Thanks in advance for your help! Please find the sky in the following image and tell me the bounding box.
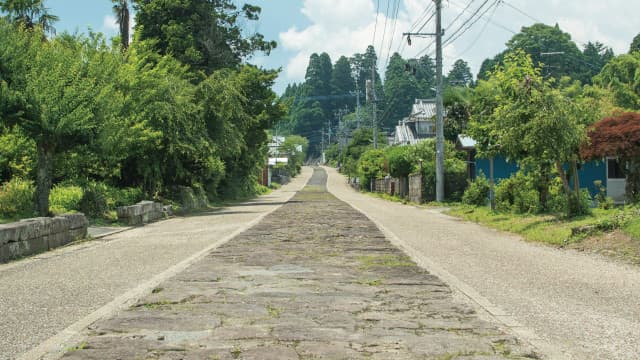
[46,0,640,94]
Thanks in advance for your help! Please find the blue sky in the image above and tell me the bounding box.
[45,1,640,94]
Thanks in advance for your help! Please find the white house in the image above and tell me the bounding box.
[392,99,442,145]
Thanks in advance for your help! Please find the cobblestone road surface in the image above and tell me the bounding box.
[62,168,538,360]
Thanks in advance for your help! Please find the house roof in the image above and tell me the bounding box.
[394,122,418,145]
[409,99,437,120]
[456,134,477,150]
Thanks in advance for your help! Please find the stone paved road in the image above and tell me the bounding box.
[1,169,312,360]
[62,168,538,360]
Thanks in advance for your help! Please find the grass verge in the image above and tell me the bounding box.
[447,204,640,264]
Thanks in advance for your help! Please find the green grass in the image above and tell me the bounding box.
[623,217,640,239]
[448,205,640,245]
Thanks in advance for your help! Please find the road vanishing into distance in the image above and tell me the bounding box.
[0,166,638,359]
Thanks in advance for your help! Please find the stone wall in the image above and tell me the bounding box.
[117,201,165,226]
[0,213,88,263]
[409,174,423,203]
[374,177,399,195]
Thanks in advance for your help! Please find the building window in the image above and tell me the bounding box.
[607,158,625,179]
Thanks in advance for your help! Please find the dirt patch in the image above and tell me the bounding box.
[566,230,640,265]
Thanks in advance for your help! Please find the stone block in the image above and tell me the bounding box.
[61,213,89,230]
[163,205,173,217]
[69,227,88,241]
[46,231,72,249]
[20,217,70,237]
[0,222,32,245]
[117,204,143,219]
[6,237,49,260]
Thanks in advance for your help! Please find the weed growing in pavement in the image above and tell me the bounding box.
[356,278,383,286]
[65,341,87,352]
[357,254,414,269]
[231,345,242,359]
[266,304,283,318]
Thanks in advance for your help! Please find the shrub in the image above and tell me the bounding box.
[109,187,145,207]
[594,180,614,210]
[357,149,386,191]
[495,172,540,213]
[80,182,109,218]
[49,184,83,214]
[0,178,35,218]
[462,173,490,206]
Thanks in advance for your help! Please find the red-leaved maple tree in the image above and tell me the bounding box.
[581,112,640,201]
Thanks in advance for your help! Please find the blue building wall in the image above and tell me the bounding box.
[475,157,607,197]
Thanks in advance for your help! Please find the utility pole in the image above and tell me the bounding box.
[402,0,445,202]
[434,0,444,202]
[372,65,378,149]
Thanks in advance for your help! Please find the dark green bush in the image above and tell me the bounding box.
[80,182,109,218]
[495,172,540,213]
[462,173,490,206]
[110,187,145,207]
[0,178,35,218]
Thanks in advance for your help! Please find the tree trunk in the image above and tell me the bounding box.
[571,160,580,199]
[36,142,54,216]
[555,161,572,195]
[626,158,640,203]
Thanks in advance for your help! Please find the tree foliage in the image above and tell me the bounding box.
[132,0,276,74]
[581,112,640,201]
[594,52,640,110]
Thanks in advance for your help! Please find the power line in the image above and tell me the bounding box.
[444,0,477,35]
[398,3,435,56]
[449,0,515,35]
[378,0,392,57]
[383,0,401,72]
[456,0,502,57]
[442,0,491,46]
[372,0,380,48]
[502,0,540,24]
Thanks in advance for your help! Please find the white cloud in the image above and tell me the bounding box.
[278,0,640,84]
[102,14,118,33]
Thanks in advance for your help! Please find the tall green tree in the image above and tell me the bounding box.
[133,0,276,74]
[111,0,130,50]
[0,24,121,215]
[383,52,421,127]
[594,52,640,110]
[330,55,355,111]
[630,32,640,54]
[477,23,588,82]
[447,59,473,86]
[0,0,57,34]
[580,41,614,84]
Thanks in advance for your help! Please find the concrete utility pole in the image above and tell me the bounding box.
[434,0,444,202]
[402,0,445,202]
[354,73,362,129]
[367,66,378,149]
